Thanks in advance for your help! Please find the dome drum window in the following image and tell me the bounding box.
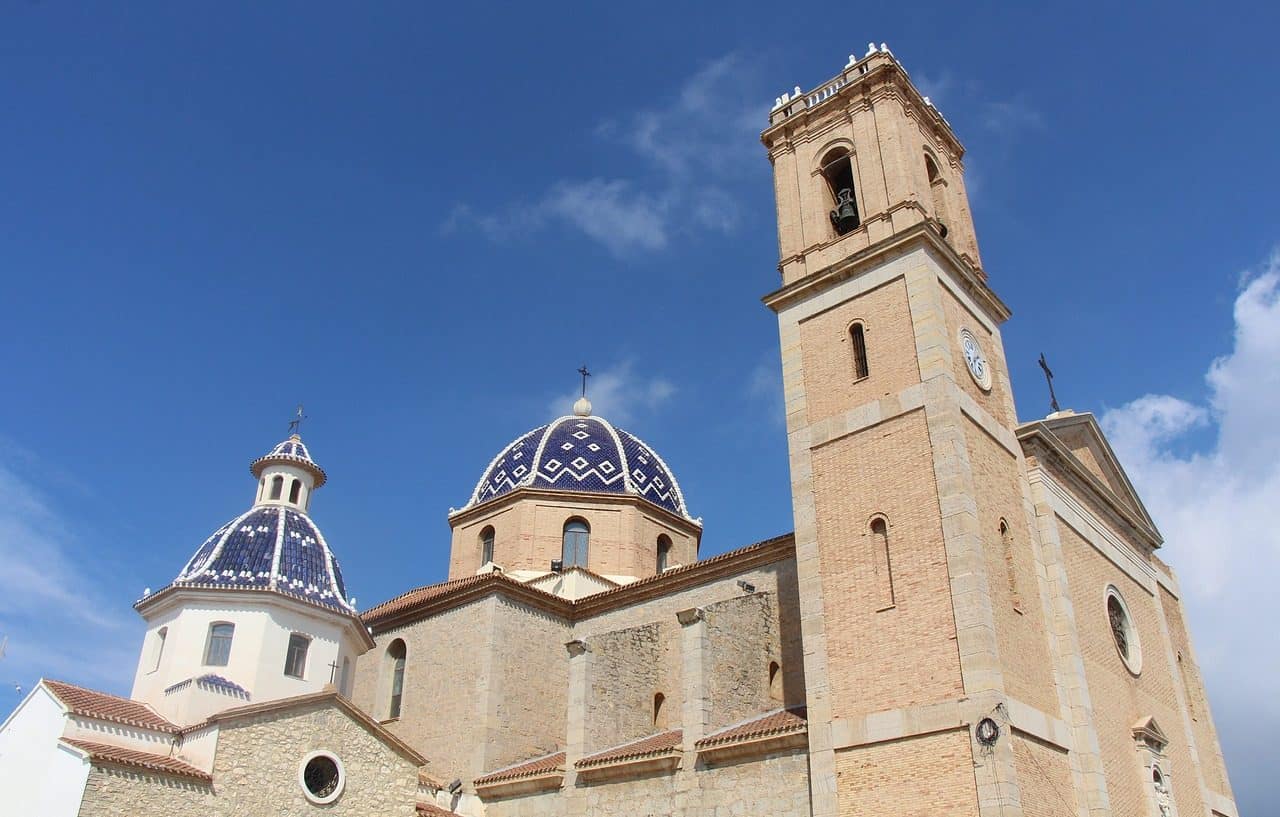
[298,750,345,805]
[563,519,590,568]
[1105,586,1142,674]
[204,622,234,667]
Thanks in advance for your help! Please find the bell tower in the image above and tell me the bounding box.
[764,46,1057,817]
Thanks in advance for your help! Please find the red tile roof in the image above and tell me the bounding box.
[44,680,179,733]
[416,803,460,817]
[61,738,210,782]
[474,750,566,785]
[419,769,445,789]
[695,707,807,749]
[575,730,682,768]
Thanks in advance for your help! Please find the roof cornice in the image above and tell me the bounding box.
[448,485,703,533]
[761,222,1008,322]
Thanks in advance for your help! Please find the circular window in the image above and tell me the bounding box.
[1105,586,1142,675]
[298,751,345,805]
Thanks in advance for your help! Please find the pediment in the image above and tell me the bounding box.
[1017,411,1161,547]
[1132,715,1169,750]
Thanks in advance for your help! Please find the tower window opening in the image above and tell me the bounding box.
[870,517,895,607]
[204,622,235,667]
[150,627,167,673]
[480,526,495,565]
[821,149,860,235]
[999,519,1021,611]
[924,153,949,237]
[850,323,869,380]
[288,479,302,504]
[653,692,667,728]
[657,534,672,573]
[387,639,407,720]
[269,475,284,501]
[768,661,783,702]
[284,633,310,679]
[562,519,590,568]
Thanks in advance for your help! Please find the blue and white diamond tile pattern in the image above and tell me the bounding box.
[173,505,353,611]
[269,438,312,461]
[466,415,693,520]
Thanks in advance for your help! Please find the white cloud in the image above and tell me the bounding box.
[0,453,139,697]
[450,54,760,258]
[548,361,675,426]
[1100,251,1280,814]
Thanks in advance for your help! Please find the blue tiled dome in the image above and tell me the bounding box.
[173,505,353,611]
[463,414,695,521]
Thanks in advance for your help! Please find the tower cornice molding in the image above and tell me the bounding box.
[762,222,1007,322]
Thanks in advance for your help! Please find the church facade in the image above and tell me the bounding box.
[0,46,1238,817]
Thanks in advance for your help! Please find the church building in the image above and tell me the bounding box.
[0,45,1238,817]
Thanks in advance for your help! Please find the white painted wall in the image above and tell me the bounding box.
[131,590,367,725]
[0,685,89,817]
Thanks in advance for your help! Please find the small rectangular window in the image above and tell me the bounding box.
[284,633,310,679]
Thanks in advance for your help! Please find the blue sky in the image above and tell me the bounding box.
[1,2,1276,812]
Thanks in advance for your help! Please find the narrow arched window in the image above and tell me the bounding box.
[562,519,589,568]
[1000,519,1021,611]
[284,633,310,679]
[924,153,949,236]
[480,526,496,565]
[204,622,234,666]
[821,148,860,235]
[870,517,895,607]
[269,475,284,501]
[150,627,168,673]
[288,479,302,504]
[653,692,667,728]
[656,535,672,573]
[850,322,869,380]
[387,639,407,719]
[768,661,783,702]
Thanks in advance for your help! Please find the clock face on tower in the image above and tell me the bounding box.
[959,328,993,391]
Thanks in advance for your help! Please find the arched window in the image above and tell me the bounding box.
[849,322,869,380]
[768,661,783,702]
[562,519,589,568]
[821,148,860,235]
[204,622,235,666]
[269,475,284,501]
[288,479,302,504]
[284,633,310,679]
[480,526,496,565]
[999,519,1021,611]
[149,626,167,673]
[653,692,667,728]
[924,152,950,236]
[656,535,672,573]
[870,517,895,608]
[387,639,407,719]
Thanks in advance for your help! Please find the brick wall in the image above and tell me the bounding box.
[1012,734,1076,817]
[834,730,977,817]
[811,410,963,716]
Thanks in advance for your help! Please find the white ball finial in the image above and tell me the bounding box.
[573,397,592,417]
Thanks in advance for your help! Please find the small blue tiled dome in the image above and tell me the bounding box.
[251,434,327,488]
[463,413,695,521]
[173,505,353,611]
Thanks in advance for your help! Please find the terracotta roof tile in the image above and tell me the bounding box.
[418,769,445,789]
[576,730,682,768]
[44,680,179,733]
[696,707,807,749]
[61,738,210,782]
[474,750,566,785]
[416,803,460,817]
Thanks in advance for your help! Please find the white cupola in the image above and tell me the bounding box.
[250,434,326,511]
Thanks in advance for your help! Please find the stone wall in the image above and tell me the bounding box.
[352,597,494,782]
[481,746,809,817]
[78,701,419,816]
[705,592,779,730]
[584,622,670,752]
[485,597,571,772]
